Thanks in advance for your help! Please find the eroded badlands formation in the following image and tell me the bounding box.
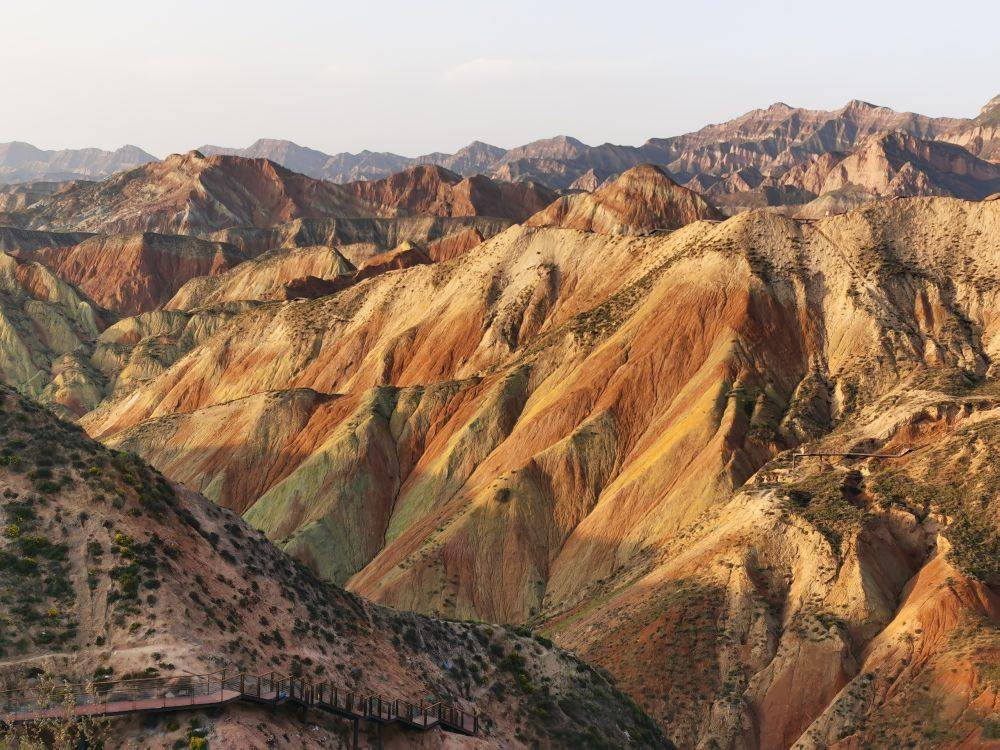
[76,193,999,748]
[0,126,997,749]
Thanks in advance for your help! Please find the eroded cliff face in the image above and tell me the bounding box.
[550,408,1000,749]
[77,197,999,747]
[13,232,246,314]
[819,132,1000,200]
[944,94,1000,163]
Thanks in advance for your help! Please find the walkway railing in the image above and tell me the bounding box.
[0,667,478,737]
[792,447,911,463]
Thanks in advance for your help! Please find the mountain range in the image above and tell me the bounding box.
[197,97,1000,203]
[6,96,998,210]
[0,96,997,749]
[0,141,156,183]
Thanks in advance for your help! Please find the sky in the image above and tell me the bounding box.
[1,0,997,157]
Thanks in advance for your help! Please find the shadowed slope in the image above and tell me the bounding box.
[0,251,108,415]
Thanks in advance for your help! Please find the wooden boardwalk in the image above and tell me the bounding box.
[0,669,478,746]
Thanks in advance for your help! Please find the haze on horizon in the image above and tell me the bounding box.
[2,0,997,158]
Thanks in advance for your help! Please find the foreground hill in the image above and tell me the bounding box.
[5,151,388,235]
[0,385,665,748]
[80,196,1000,747]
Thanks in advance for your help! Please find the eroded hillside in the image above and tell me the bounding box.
[74,195,1000,747]
[0,251,108,416]
[0,386,666,748]
[6,151,388,235]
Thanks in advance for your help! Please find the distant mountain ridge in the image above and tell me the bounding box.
[197,99,988,189]
[6,95,997,211]
[943,94,1000,162]
[0,141,156,184]
[1,152,557,236]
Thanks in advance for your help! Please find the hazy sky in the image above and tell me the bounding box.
[2,0,997,157]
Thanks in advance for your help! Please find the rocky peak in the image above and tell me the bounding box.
[526,162,722,233]
[976,93,1000,125]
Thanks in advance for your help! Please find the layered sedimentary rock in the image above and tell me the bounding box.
[820,131,1000,199]
[944,93,1000,162]
[166,245,354,309]
[82,196,1000,747]
[0,251,107,415]
[13,232,246,314]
